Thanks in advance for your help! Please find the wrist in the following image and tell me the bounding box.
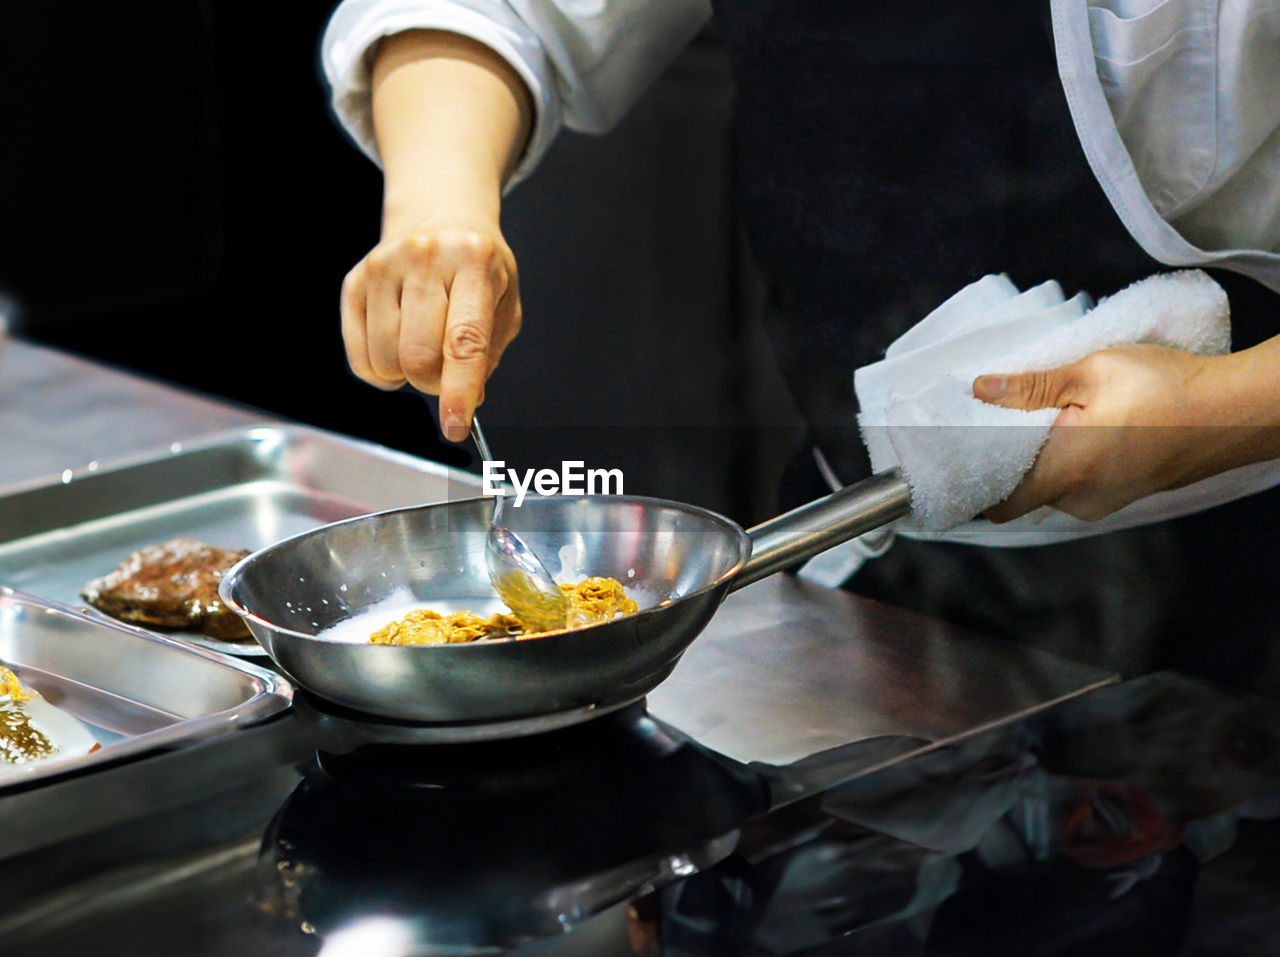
[1211,340,1280,427]
[380,185,502,241]
[1186,344,1280,476]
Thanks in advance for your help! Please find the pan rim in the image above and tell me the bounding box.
[220,493,753,648]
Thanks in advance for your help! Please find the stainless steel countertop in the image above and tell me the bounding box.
[649,573,1115,775]
[2,338,267,488]
[1,336,1118,780]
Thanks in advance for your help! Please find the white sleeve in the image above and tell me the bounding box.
[320,0,713,188]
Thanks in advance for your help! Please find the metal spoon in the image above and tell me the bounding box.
[470,418,569,633]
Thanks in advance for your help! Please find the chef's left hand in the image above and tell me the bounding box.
[972,344,1230,522]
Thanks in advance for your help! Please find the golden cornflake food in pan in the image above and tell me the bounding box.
[369,610,524,646]
[562,576,640,628]
[368,576,640,646]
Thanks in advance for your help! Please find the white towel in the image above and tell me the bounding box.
[851,269,1280,545]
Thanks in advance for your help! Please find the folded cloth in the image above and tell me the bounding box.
[853,269,1280,544]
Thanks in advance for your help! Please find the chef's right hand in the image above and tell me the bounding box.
[341,28,533,443]
[340,215,522,443]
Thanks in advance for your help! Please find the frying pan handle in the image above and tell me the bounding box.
[732,469,911,591]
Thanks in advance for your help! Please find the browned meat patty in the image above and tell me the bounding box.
[81,539,252,642]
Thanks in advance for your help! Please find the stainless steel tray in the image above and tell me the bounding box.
[0,587,291,785]
[0,586,307,856]
[0,425,481,656]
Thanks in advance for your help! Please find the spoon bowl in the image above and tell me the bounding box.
[471,418,569,631]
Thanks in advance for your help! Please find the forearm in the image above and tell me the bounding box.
[1197,333,1280,472]
[372,30,533,237]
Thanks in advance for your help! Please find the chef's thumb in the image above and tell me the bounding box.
[973,366,1077,411]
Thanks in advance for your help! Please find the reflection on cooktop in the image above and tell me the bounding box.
[256,702,770,952]
[655,673,1280,956]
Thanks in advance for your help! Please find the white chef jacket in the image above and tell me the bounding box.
[1053,0,1280,291]
[321,0,713,190]
[321,0,1280,290]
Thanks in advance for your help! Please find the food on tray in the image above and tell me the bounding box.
[2,665,29,704]
[1,665,99,774]
[81,538,252,641]
[369,576,640,646]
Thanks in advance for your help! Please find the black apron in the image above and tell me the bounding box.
[711,0,1280,695]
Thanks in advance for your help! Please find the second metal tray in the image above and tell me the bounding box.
[0,425,482,655]
[0,587,304,855]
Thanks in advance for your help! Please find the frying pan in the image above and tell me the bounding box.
[219,470,910,726]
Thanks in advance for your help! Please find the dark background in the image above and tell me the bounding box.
[0,1,800,525]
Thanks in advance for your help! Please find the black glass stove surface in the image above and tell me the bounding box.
[3,673,1279,956]
[257,702,771,950]
[656,673,1280,956]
